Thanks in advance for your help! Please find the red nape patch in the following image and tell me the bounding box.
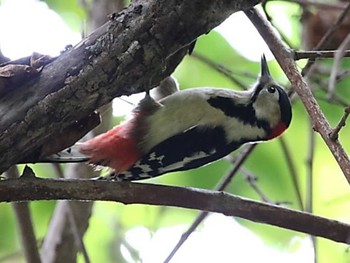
[268,121,288,139]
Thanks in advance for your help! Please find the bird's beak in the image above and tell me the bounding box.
[260,54,272,84]
[250,54,273,102]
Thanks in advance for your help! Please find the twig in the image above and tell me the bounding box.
[329,106,350,141]
[163,145,256,263]
[306,124,315,214]
[1,177,350,244]
[245,7,350,185]
[66,202,91,263]
[294,50,350,60]
[191,52,252,89]
[301,2,350,76]
[5,166,41,263]
[45,163,92,263]
[241,168,274,203]
[279,137,304,210]
[42,165,97,263]
[328,34,350,98]
[261,1,294,49]
[336,69,350,83]
[306,121,317,262]
[164,212,208,263]
[309,75,350,108]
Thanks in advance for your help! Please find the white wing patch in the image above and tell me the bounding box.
[159,150,212,173]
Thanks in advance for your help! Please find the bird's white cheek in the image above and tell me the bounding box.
[253,99,281,128]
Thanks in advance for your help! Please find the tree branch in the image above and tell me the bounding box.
[1,176,350,245]
[245,8,350,185]
[0,0,260,173]
[5,167,41,263]
[164,145,255,262]
[40,2,121,262]
[294,50,350,60]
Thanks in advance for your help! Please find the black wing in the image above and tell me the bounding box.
[112,125,245,181]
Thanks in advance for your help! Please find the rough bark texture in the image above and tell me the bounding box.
[0,0,259,173]
[40,1,122,262]
[1,177,350,245]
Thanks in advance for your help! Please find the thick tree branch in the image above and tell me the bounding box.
[0,177,350,245]
[40,2,121,262]
[0,0,259,173]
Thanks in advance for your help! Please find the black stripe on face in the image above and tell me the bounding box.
[207,96,270,131]
[250,83,264,104]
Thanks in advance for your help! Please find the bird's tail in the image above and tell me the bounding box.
[18,144,89,164]
[38,144,89,163]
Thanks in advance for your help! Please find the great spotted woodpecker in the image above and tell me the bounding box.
[78,55,292,181]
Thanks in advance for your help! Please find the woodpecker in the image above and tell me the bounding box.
[79,55,292,181]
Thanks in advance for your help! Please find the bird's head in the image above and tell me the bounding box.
[251,55,292,139]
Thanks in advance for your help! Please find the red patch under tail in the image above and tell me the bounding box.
[79,119,141,172]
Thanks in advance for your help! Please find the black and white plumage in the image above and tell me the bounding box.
[79,55,292,181]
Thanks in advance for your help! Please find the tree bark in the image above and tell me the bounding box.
[40,1,123,262]
[0,0,260,173]
[1,176,350,245]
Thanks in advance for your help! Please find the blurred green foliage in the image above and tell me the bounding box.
[44,0,86,32]
[1,1,350,263]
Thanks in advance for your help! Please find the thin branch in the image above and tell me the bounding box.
[306,124,315,214]
[66,202,91,263]
[241,168,274,203]
[164,212,208,263]
[45,163,92,263]
[329,106,350,141]
[262,2,294,49]
[41,164,95,263]
[336,69,350,83]
[306,120,317,262]
[301,2,350,76]
[328,34,350,98]
[67,203,91,263]
[191,52,252,89]
[279,138,304,210]
[163,145,256,263]
[245,7,350,185]
[294,50,350,60]
[307,1,350,51]
[5,166,41,263]
[309,75,350,108]
[1,177,350,244]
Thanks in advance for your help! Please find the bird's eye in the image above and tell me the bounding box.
[267,86,276,93]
